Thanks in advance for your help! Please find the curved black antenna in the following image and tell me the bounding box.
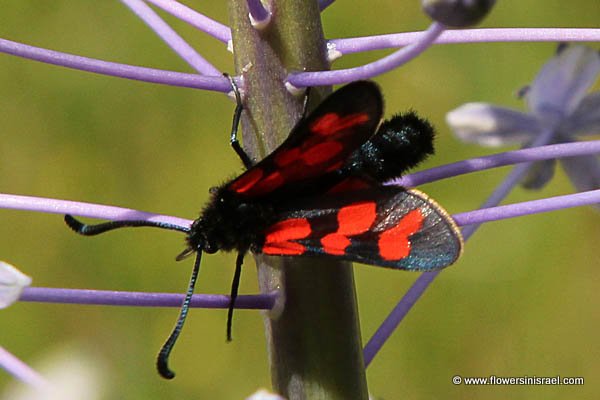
[64,215,190,235]
[226,252,244,342]
[156,246,203,379]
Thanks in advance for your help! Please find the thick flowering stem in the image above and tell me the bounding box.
[227,1,367,399]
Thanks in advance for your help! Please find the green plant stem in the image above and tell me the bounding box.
[227,1,368,399]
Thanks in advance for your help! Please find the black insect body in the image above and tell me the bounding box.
[65,80,462,379]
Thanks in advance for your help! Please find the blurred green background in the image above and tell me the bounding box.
[1,1,598,399]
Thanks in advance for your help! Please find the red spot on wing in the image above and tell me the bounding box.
[320,234,350,256]
[310,112,370,136]
[327,178,372,194]
[251,171,285,193]
[325,160,344,172]
[274,148,301,167]
[231,169,286,198]
[263,241,306,255]
[274,140,343,168]
[321,202,376,255]
[262,218,311,255]
[229,168,263,194]
[378,209,424,260]
[301,141,344,165]
[337,202,377,234]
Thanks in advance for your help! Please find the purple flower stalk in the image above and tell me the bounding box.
[2,29,599,90]
[0,346,47,389]
[19,286,277,310]
[247,0,272,29]
[121,0,220,76]
[144,0,232,43]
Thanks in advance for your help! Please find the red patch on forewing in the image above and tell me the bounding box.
[275,140,343,169]
[301,141,344,165]
[378,209,424,260]
[327,178,372,194]
[229,167,263,194]
[232,169,286,198]
[274,147,301,167]
[262,218,311,255]
[310,112,370,136]
[251,171,284,193]
[324,160,345,172]
[321,202,376,255]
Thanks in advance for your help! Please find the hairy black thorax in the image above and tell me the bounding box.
[186,185,276,254]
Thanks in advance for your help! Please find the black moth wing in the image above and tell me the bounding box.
[259,185,463,271]
[226,81,384,201]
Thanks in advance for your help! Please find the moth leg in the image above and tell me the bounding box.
[224,73,254,169]
[226,251,244,342]
[300,86,312,119]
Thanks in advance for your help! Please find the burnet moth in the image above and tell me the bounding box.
[65,80,463,379]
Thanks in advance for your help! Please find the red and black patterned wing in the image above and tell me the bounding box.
[258,186,463,271]
[227,81,383,200]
